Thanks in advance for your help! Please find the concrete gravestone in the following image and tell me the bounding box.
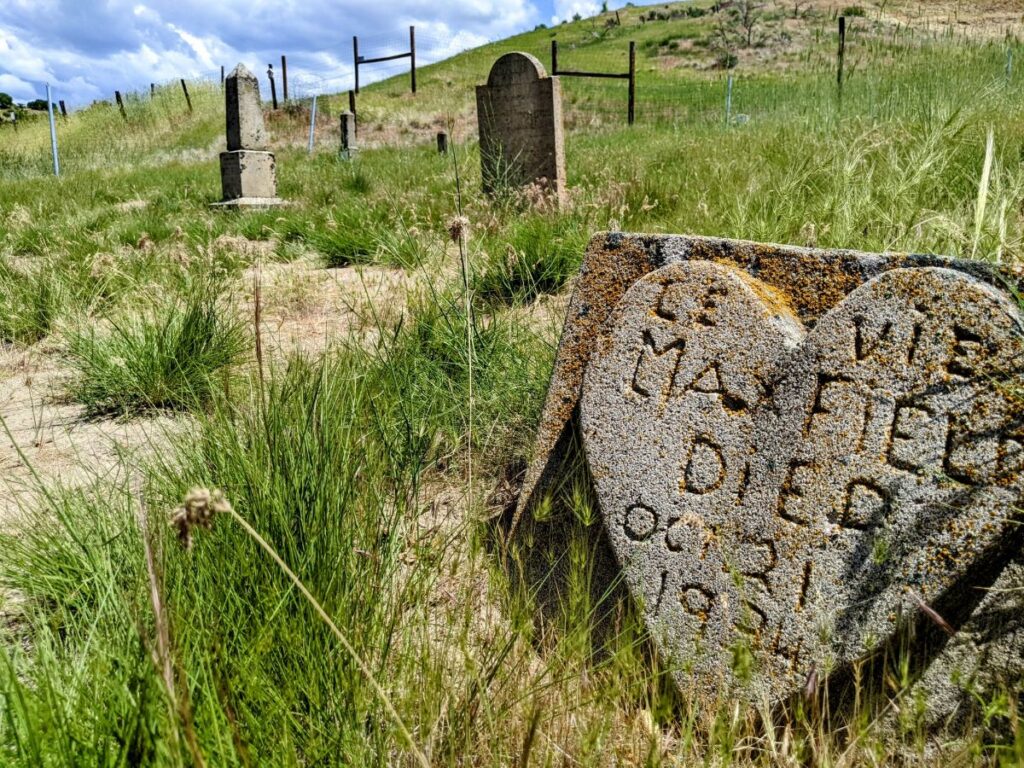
[520,233,1024,712]
[215,64,284,208]
[476,52,567,206]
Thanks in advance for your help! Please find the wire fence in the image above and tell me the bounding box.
[3,14,1023,179]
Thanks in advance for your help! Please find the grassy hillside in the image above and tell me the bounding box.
[0,0,1023,765]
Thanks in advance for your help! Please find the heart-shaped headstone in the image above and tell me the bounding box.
[581,260,1024,701]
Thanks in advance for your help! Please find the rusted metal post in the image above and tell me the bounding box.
[410,26,417,94]
[628,40,636,125]
[353,36,360,94]
[837,16,846,97]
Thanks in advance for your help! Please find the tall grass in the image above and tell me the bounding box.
[0,4,1023,764]
[0,256,61,344]
[65,279,249,415]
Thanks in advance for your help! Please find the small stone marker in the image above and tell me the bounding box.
[339,111,356,159]
[214,64,284,209]
[519,233,1024,713]
[476,52,566,206]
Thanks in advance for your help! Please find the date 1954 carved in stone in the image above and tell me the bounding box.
[580,259,1024,701]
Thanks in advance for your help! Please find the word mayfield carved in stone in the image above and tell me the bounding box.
[476,52,567,207]
[214,64,285,209]
[518,233,1024,713]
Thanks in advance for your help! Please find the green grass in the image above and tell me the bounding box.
[473,213,590,305]
[65,279,250,416]
[0,0,1023,764]
[0,255,61,345]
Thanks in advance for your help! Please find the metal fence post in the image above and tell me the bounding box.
[46,84,59,176]
[308,94,318,154]
[725,74,733,126]
[410,26,417,94]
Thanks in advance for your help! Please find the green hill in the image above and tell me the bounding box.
[4,0,1020,176]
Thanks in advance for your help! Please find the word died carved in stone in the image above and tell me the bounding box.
[580,260,1024,701]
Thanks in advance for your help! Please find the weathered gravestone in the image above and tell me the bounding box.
[476,52,566,206]
[214,64,284,208]
[517,233,1024,719]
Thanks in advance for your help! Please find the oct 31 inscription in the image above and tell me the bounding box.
[580,260,1024,700]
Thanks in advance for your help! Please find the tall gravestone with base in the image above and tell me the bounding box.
[476,52,566,207]
[213,64,285,209]
[516,233,1024,739]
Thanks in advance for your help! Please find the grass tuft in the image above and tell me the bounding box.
[474,215,588,305]
[0,256,62,345]
[65,279,249,415]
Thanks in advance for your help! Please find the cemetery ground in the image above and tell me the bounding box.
[1,0,1024,763]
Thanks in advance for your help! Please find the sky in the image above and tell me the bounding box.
[0,0,629,108]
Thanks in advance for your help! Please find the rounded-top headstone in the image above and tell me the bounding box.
[486,52,548,87]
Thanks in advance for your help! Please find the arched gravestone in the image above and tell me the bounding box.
[475,52,567,206]
[517,233,1024,714]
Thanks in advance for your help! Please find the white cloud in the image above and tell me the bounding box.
[0,0,542,107]
[551,0,600,25]
[169,24,218,71]
[0,72,35,102]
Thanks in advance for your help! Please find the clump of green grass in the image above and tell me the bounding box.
[65,280,249,415]
[473,214,588,305]
[0,256,62,345]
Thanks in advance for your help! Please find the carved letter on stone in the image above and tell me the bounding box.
[581,261,1024,702]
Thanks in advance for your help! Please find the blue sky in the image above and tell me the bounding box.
[0,0,633,107]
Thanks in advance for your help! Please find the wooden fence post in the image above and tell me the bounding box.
[115,90,127,119]
[281,55,288,101]
[551,39,559,73]
[628,40,636,125]
[410,26,417,94]
[267,65,278,109]
[58,100,67,118]
[180,79,193,113]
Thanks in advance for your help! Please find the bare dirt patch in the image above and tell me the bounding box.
[244,256,412,359]
[0,343,180,526]
[0,258,413,527]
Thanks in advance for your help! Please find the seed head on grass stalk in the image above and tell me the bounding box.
[170,487,232,550]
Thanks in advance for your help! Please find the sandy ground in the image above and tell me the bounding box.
[0,343,179,524]
[0,256,411,526]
